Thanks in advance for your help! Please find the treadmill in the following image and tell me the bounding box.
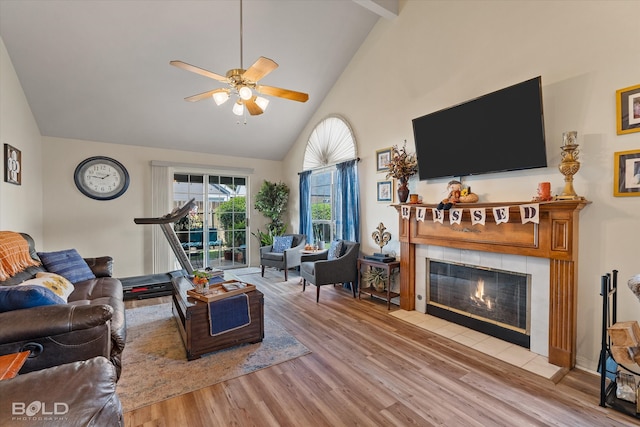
[121,199,197,300]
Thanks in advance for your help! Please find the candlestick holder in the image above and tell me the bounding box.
[557,131,583,200]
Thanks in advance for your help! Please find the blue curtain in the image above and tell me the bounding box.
[335,159,360,242]
[299,170,312,243]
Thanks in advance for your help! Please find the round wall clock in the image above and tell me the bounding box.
[74,156,130,200]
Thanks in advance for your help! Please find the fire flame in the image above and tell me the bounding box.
[471,278,492,309]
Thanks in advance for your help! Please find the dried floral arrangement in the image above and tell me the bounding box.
[385,140,418,182]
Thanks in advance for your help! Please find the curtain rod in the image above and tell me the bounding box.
[297,157,360,175]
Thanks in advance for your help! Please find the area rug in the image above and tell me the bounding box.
[117,302,311,412]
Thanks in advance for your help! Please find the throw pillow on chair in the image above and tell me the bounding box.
[327,240,343,260]
[272,236,293,253]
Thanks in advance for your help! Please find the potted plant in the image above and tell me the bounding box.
[253,180,289,246]
[362,268,388,292]
[191,270,209,293]
[385,140,418,203]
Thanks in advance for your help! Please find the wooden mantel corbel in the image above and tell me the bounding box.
[393,199,590,368]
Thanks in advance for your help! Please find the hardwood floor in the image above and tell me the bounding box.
[123,273,638,426]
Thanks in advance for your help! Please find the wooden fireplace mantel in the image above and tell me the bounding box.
[394,199,590,368]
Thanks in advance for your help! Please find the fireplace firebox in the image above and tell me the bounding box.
[427,259,531,348]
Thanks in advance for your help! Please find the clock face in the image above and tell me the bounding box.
[74,156,129,200]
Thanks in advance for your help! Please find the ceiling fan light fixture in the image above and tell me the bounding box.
[255,96,269,111]
[212,91,230,105]
[170,0,308,120]
[238,86,253,100]
[232,100,244,116]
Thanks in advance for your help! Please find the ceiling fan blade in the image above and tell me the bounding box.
[244,97,264,116]
[257,85,309,103]
[170,60,228,82]
[243,57,278,82]
[184,88,228,102]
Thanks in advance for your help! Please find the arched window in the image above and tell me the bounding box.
[303,115,357,170]
[301,116,359,244]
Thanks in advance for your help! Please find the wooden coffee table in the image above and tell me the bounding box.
[171,276,264,360]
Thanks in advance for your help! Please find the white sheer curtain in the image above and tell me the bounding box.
[151,162,173,273]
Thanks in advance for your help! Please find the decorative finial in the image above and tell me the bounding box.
[371,222,392,255]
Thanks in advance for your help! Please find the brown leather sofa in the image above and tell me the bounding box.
[0,356,123,426]
[0,233,126,379]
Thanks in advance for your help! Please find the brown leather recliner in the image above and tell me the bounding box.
[0,356,123,426]
[0,233,126,379]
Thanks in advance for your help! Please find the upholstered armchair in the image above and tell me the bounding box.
[300,240,360,302]
[260,234,306,281]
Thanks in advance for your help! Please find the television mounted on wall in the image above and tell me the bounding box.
[412,76,547,180]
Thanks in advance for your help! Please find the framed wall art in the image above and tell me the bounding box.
[4,144,21,185]
[376,147,391,172]
[377,180,393,203]
[614,149,640,196]
[616,83,640,135]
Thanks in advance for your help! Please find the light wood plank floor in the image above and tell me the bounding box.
[123,272,639,426]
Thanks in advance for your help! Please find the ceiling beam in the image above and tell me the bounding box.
[352,0,398,19]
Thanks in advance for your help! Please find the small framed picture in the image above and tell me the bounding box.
[616,83,640,135]
[376,147,391,172]
[377,180,393,203]
[4,144,21,185]
[614,149,640,196]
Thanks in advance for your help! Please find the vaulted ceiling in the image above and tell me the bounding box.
[0,0,397,160]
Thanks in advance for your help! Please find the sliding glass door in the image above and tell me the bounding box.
[173,173,247,270]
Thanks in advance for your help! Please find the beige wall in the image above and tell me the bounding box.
[282,0,640,370]
[0,38,43,240]
[41,136,284,277]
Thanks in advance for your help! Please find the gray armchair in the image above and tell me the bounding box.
[260,234,306,281]
[300,240,360,302]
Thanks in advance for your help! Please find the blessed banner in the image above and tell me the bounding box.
[470,208,486,226]
[401,205,411,219]
[419,203,541,225]
[449,208,464,225]
[519,203,540,224]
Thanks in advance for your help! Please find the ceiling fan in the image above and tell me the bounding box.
[170,0,309,116]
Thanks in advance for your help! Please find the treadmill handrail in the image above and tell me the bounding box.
[133,198,197,272]
[134,198,196,224]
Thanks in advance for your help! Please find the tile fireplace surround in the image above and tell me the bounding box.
[394,200,589,369]
[420,248,548,355]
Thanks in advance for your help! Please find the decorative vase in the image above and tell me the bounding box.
[397,179,409,203]
[373,281,386,292]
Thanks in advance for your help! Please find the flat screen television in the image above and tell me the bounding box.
[412,76,547,180]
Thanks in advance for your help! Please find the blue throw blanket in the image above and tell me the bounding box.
[207,293,251,336]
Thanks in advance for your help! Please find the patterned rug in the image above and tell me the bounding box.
[117,302,311,412]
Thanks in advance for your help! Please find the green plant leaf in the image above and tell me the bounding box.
[255,180,289,237]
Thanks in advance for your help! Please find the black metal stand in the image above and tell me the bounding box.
[599,269,640,418]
